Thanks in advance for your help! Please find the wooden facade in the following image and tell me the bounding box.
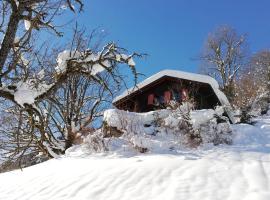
[113,76,222,113]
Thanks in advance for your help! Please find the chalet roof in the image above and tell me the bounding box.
[113,69,236,123]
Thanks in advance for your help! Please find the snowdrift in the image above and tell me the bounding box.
[1,111,270,200]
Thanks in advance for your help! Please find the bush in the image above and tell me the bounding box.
[91,105,233,154]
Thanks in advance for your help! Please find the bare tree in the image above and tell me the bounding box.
[45,73,116,148]
[233,50,270,109]
[0,0,141,159]
[250,50,270,94]
[200,25,248,102]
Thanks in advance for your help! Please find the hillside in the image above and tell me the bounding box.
[0,115,270,200]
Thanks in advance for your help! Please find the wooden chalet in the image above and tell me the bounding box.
[113,70,235,123]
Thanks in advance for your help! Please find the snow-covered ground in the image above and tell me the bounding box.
[1,115,270,200]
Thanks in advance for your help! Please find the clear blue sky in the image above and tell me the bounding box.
[61,0,270,84]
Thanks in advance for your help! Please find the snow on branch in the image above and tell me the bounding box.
[0,42,140,108]
[14,81,52,106]
[56,43,137,75]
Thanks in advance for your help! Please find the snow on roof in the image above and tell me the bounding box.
[113,69,236,123]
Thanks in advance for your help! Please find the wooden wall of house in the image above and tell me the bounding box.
[115,77,221,112]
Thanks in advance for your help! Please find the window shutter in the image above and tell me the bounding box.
[182,89,188,101]
[164,91,171,104]
[148,94,154,105]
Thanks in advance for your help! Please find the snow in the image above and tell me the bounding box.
[14,81,52,106]
[102,106,232,153]
[55,50,134,76]
[37,69,45,79]
[56,50,78,73]
[55,50,103,74]
[43,142,60,159]
[104,106,222,135]
[1,113,270,199]
[104,108,170,129]
[14,82,38,105]
[24,20,31,31]
[232,124,267,146]
[6,45,135,107]
[113,70,220,102]
[12,48,115,106]
[128,57,136,66]
[190,109,216,128]
[113,70,236,123]
[1,115,270,199]
[15,0,19,7]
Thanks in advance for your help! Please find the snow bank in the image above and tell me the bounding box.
[232,124,267,146]
[1,145,270,200]
[1,112,270,200]
[232,114,270,148]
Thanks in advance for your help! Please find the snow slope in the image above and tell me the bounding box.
[1,116,270,200]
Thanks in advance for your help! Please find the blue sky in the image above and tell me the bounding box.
[61,0,270,84]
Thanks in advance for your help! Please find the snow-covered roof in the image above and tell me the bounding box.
[113,69,235,123]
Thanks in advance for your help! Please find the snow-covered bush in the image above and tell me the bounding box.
[81,105,233,154]
[161,104,232,146]
[198,116,232,145]
[84,131,108,153]
[234,92,270,124]
[250,92,270,116]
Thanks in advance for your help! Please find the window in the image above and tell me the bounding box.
[172,90,181,102]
